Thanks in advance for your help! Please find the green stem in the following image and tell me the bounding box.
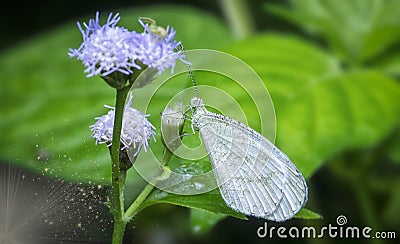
[111,86,130,244]
[124,148,171,221]
[124,181,156,220]
[108,68,145,243]
[219,0,255,39]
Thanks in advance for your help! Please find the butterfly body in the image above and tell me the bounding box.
[191,97,308,221]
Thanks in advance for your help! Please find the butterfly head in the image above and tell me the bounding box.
[190,97,204,109]
[190,97,207,130]
[190,97,208,115]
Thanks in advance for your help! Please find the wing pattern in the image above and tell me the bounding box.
[192,106,307,221]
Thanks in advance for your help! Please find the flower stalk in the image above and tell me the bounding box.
[109,67,149,243]
[110,86,130,244]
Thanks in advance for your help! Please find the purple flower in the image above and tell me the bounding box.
[69,12,186,79]
[90,94,156,156]
[69,12,140,77]
[133,19,187,74]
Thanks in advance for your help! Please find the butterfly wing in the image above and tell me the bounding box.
[194,110,307,221]
[263,147,308,221]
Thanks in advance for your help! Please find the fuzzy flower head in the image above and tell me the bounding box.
[90,94,156,156]
[133,18,187,74]
[69,12,187,81]
[69,12,140,78]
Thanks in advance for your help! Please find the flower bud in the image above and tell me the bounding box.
[161,103,185,156]
[101,71,130,90]
[131,66,158,89]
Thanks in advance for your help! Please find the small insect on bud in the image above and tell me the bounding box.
[161,103,185,158]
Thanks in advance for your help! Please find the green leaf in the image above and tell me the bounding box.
[133,150,246,221]
[385,128,400,164]
[225,34,400,178]
[0,5,232,185]
[137,188,247,220]
[369,50,400,76]
[266,0,400,65]
[383,181,400,226]
[190,208,227,235]
[294,208,322,219]
[135,149,316,223]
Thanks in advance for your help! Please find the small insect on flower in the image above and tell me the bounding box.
[139,17,167,37]
[90,94,156,160]
[133,17,187,74]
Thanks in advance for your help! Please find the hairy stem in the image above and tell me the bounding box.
[111,86,130,244]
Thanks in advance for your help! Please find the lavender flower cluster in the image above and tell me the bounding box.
[90,94,156,155]
[69,12,185,78]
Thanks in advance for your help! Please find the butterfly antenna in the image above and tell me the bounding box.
[178,44,199,98]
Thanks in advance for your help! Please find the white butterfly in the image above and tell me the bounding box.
[190,97,308,221]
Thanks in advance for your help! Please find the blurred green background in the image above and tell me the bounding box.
[1,0,399,243]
